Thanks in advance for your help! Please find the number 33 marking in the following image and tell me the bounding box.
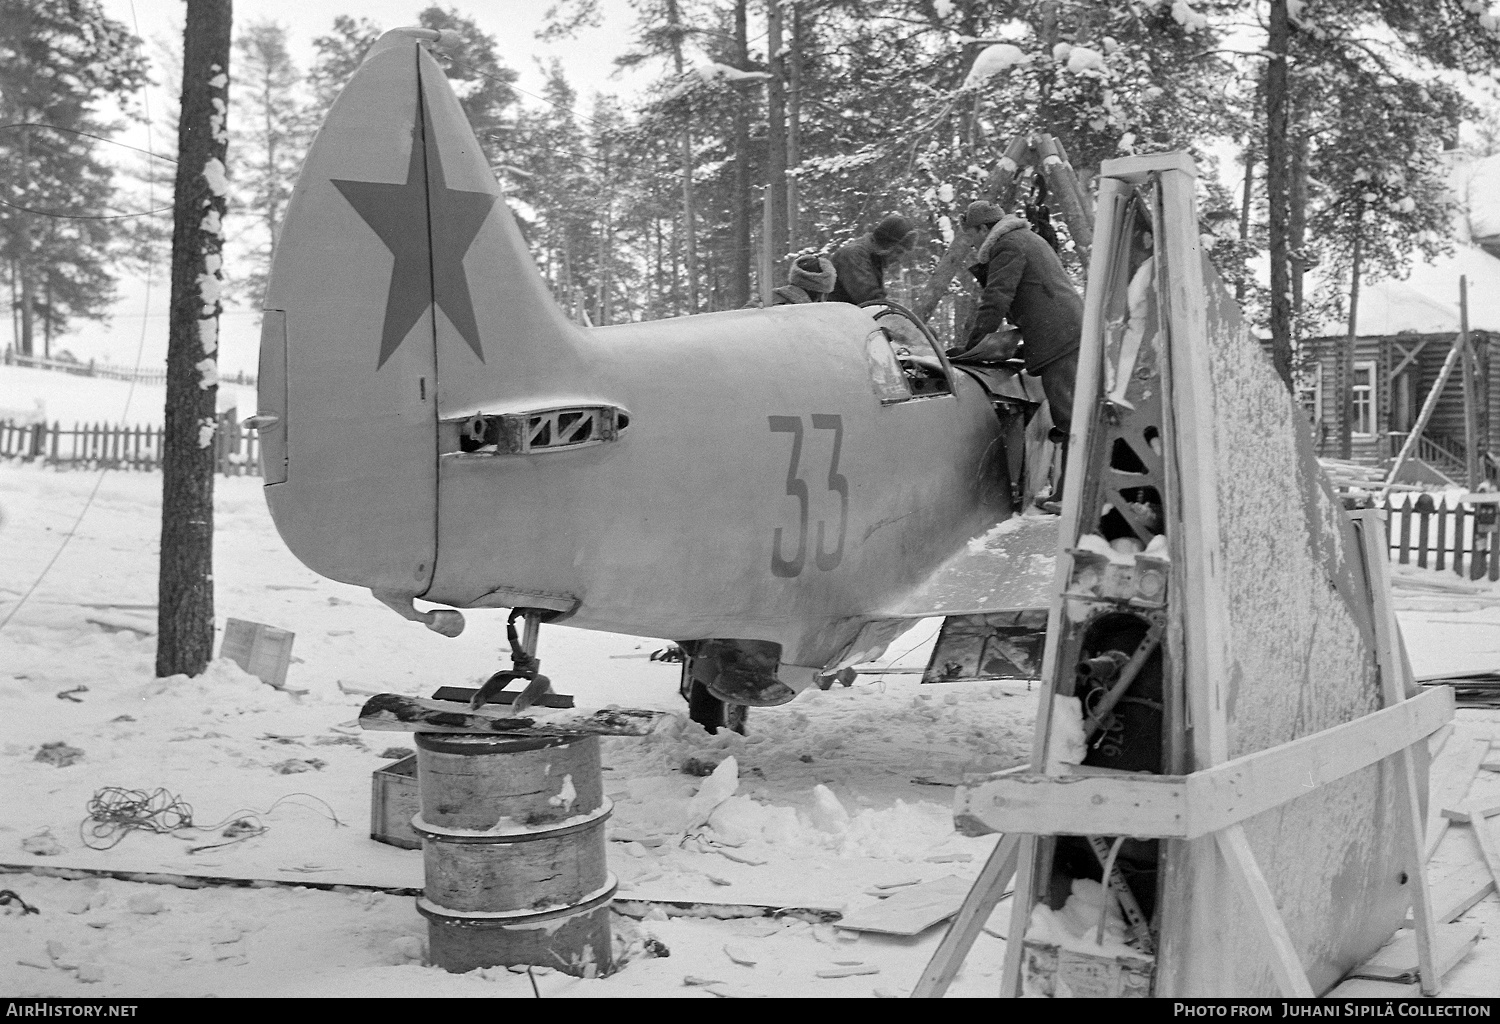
[769,414,848,578]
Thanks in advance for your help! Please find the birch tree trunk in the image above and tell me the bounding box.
[157,0,231,678]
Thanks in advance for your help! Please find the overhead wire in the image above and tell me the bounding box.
[0,0,159,635]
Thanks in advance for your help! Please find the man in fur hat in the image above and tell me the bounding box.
[827,213,919,305]
[958,199,1083,514]
[772,254,837,305]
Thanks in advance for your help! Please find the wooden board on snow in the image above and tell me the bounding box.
[1344,923,1481,984]
[1425,732,1493,859]
[834,875,974,936]
[358,694,665,736]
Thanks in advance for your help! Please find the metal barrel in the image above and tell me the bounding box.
[413,732,615,977]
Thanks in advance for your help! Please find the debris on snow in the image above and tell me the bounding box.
[684,755,738,828]
[681,754,719,777]
[722,942,759,966]
[270,758,326,775]
[34,742,84,767]
[816,963,880,978]
[21,831,64,856]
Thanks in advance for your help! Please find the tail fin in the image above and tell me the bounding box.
[258,28,585,595]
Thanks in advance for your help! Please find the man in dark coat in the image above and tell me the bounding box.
[827,213,918,305]
[958,200,1083,513]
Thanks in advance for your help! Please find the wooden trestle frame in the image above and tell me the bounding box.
[912,153,1453,998]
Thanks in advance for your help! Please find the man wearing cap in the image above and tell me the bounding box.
[772,255,837,305]
[958,199,1083,513]
[827,213,919,305]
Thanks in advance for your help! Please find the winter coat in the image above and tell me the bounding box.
[771,284,820,305]
[827,234,892,305]
[964,215,1083,374]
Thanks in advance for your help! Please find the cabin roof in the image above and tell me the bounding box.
[1307,243,1500,338]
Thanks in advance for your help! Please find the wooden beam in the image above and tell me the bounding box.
[1216,824,1315,997]
[1388,337,1430,383]
[1351,509,1442,996]
[1467,803,1500,901]
[1384,342,1464,497]
[996,177,1131,1002]
[954,686,1452,838]
[910,834,1021,998]
[1154,162,1232,767]
[1100,151,1198,185]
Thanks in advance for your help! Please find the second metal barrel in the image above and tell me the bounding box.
[413,732,615,977]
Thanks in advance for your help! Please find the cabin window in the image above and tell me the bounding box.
[1352,361,1376,436]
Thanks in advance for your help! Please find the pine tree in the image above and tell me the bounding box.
[308,15,383,111]
[0,0,147,356]
[157,0,231,679]
[1260,0,1500,395]
[418,7,519,168]
[231,20,307,309]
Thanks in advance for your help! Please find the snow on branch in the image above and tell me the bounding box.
[962,43,1026,89]
[662,62,772,101]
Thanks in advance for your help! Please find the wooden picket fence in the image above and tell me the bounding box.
[0,416,260,477]
[1379,494,1500,581]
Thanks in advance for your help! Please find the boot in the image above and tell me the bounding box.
[1034,433,1069,515]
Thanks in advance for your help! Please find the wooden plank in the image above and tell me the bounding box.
[833,875,974,937]
[1181,686,1451,839]
[357,694,665,737]
[1471,813,1500,899]
[998,835,1037,998]
[1345,923,1481,984]
[1405,859,1495,926]
[1424,735,1491,860]
[1155,163,1230,768]
[1440,799,1500,824]
[1353,509,1442,996]
[1215,825,1314,997]
[1436,498,1448,571]
[1098,150,1197,184]
[955,687,1452,839]
[1327,978,1420,997]
[1429,722,1455,759]
[957,769,1187,838]
[911,834,1021,998]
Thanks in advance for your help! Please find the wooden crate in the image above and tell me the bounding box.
[220,618,294,689]
[1021,941,1154,998]
[371,754,421,850]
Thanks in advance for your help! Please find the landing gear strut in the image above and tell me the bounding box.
[469,608,555,713]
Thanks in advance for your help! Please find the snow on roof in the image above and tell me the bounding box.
[1308,243,1500,337]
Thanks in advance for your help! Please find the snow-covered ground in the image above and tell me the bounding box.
[0,369,1497,998]
[0,363,256,428]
